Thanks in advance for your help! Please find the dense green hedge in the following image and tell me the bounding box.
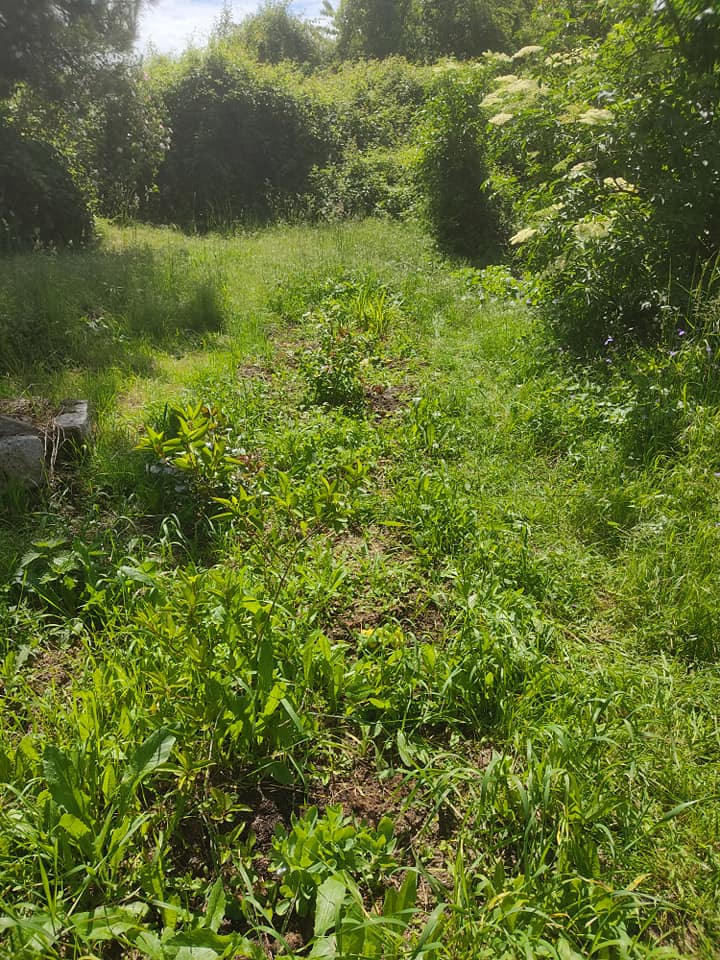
[147,51,328,227]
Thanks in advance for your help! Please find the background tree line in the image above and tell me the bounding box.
[2,0,719,353]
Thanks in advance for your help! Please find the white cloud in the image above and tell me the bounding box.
[137,0,327,55]
[137,1,247,53]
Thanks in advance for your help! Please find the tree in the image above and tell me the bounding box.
[333,0,532,62]
[0,0,152,248]
[0,0,146,99]
[335,0,411,60]
[407,0,511,60]
[220,1,327,67]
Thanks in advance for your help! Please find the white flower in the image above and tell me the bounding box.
[603,176,638,193]
[568,161,595,179]
[512,45,542,60]
[488,112,514,126]
[510,227,538,245]
[577,107,613,125]
[573,218,614,242]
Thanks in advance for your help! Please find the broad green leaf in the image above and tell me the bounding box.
[174,949,220,960]
[58,812,92,842]
[264,759,294,785]
[384,869,417,917]
[308,934,337,958]
[122,727,176,792]
[314,875,347,938]
[205,877,226,933]
[134,930,165,960]
[43,745,87,819]
[70,906,144,941]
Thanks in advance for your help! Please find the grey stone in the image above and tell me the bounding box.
[0,434,46,487]
[53,400,93,447]
[0,415,42,439]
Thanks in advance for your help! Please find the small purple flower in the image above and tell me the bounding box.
[678,329,686,337]
[604,335,614,346]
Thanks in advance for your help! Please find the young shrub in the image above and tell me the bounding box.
[300,311,368,410]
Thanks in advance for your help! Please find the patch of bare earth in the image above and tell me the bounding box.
[237,361,275,383]
[365,383,406,418]
[29,644,78,691]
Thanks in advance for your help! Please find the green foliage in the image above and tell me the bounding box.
[335,0,411,60]
[479,3,720,351]
[149,49,328,227]
[270,805,398,917]
[291,273,402,408]
[0,241,226,376]
[3,220,720,958]
[311,57,432,151]
[84,63,170,220]
[11,537,106,616]
[300,313,369,409]
[218,0,327,67]
[310,144,420,220]
[0,119,93,250]
[416,63,504,257]
[136,400,251,524]
[0,0,144,100]
[333,0,531,62]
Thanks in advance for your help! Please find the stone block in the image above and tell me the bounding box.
[0,434,46,487]
[53,400,93,448]
[0,415,42,439]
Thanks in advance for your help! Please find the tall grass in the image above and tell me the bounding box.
[0,220,719,959]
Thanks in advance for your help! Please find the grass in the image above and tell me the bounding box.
[0,218,719,959]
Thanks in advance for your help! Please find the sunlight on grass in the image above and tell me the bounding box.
[0,220,718,959]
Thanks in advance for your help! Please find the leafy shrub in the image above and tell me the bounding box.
[300,312,369,409]
[0,119,93,250]
[150,49,328,227]
[416,64,504,258]
[269,805,398,920]
[136,400,258,531]
[309,144,420,220]
[480,5,720,351]
[85,64,170,220]
[310,57,432,151]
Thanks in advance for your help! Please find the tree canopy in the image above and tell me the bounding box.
[0,0,146,98]
[333,0,533,61]
[220,1,327,67]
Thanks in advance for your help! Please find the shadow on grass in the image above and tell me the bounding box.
[0,243,227,379]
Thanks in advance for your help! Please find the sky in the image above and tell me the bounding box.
[137,0,325,54]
